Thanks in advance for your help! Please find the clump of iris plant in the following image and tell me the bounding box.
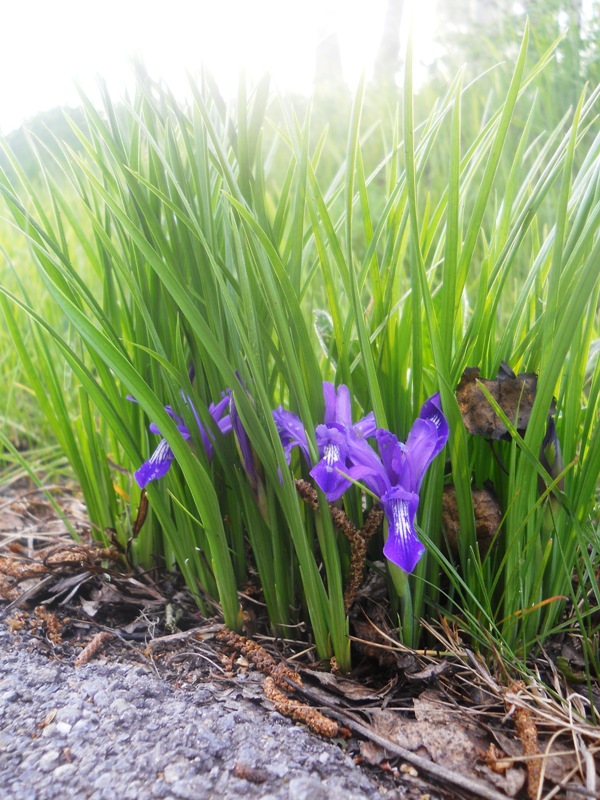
[133,382,448,574]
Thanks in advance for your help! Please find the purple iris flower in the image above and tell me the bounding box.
[272,382,376,500]
[134,393,231,488]
[310,383,376,501]
[346,393,449,573]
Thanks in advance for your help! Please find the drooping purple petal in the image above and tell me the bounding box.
[135,439,175,488]
[311,424,352,501]
[381,486,424,573]
[273,406,310,465]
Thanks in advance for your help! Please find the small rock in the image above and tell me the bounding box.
[163,760,192,784]
[53,763,77,780]
[171,778,213,799]
[56,721,72,735]
[38,749,60,772]
[288,776,327,800]
[92,689,112,708]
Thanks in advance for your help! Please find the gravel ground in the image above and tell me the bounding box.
[0,621,389,800]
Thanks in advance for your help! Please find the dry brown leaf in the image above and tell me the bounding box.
[405,660,451,682]
[302,668,398,701]
[364,690,526,796]
[359,739,389,766]
[456,363,551,440]
[442,484,503,556]
[0,511,26,532]
[478,764,527,797]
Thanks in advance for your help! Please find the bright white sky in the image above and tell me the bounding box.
[1,0,437,134]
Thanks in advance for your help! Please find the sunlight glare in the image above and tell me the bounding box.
[1,0,437,133]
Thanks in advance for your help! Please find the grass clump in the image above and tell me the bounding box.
[0,36,598,673]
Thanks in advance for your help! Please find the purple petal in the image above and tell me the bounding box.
[402,419,442,492]
[148,405,191,440]
[230,393,261,493]
[322,382,338,425]
[353,411,376,438]
[210,393,232,429]
[375,428,404,486]
[198,392,233,459]
[311,425,351,500]
[273,406,310,465]
[381,487,424,573]
[418,393,449,456]
[402,393,449,491]
[334,384,352,427]
[343,432,391,498]
[134,439,175,488]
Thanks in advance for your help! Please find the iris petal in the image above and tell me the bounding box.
[381,488,424,573]
[134,439,175,488]
[273,407,309,464]
[311,425,351,500]
[334,384,352,427]
[353,411,377,438]
[132,389,233,486]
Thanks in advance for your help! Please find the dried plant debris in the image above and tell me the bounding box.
[216,628,303,689]
[0,482,88,540]
[74,631,113,666]
[263,676,340,738]
[457,362,555,440]
[217,628,341,738]
[6,606,69,644]
[442,483,503,556]
[0,543,122,606]
[361,692,526,796]
[302,668,399,703]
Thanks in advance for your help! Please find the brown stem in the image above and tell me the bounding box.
[294,479,383,612]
